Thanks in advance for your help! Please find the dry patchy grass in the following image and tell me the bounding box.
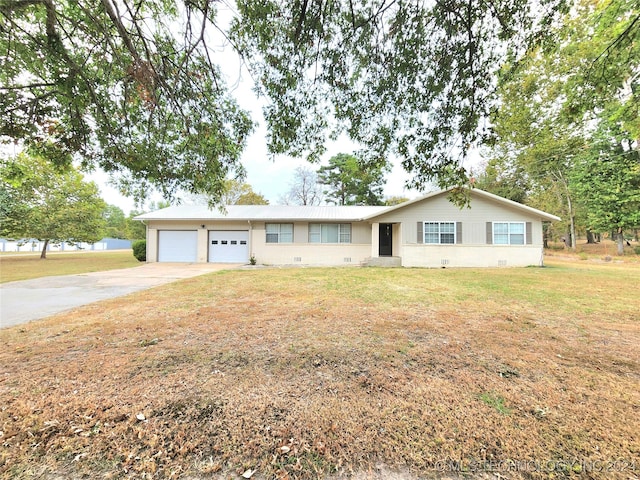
[1,262,639,479]
[0,251,140,283]
[546,239,640,263]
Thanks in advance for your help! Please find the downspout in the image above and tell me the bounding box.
[248,220,253,263]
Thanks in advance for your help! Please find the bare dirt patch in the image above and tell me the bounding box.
[1,264,638,479]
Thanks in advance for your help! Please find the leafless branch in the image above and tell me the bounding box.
[100,0,141,63]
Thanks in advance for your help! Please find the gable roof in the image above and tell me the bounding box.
[135,188,561,223]
[363,188,561,222]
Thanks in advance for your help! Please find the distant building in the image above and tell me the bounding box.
[0,238,132,252]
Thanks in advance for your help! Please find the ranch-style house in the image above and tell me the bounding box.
[135,188,560,268]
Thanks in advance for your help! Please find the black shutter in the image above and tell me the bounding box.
[486,222,493,244]
[417,222,423,243]
[456,222,462,244]
[526,222,532,244]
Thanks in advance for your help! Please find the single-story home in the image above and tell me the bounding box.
[135,188,560,268]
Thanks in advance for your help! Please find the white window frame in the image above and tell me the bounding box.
[493,222,525,245]
[423,221,456,245]
[309,223,352,244]
[265,223,294,244]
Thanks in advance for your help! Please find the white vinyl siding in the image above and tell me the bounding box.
[309,223,352,243]
[493,222,525,245]
[423,221,456,244]
[266,223,293,243]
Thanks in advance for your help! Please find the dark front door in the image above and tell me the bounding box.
[379,223,393,256]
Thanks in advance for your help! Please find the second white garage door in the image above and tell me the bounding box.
[158,230,198,262]
[208,231,249,263]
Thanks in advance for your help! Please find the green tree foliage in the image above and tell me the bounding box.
[482,0,639,248]
[471,160,529,204]
[0,0,254,204]
[220,179,269,205]
[230,0,568,191]
[236,191,270,205]
[571,125,640,255]
[384,196,410,206]
[0,154,107,258]
[103,204,127,239]
[558,0,640,140]
[317,153,386,205]
[6,0,636,206]
[125,211,147,240]
[483,49,586,246]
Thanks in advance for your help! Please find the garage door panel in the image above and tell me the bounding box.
[158,230,198,262]
[209,231,249,263]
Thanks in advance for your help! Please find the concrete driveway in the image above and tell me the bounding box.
[0,263,237,328]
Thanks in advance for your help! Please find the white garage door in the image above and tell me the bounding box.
[209,231,249,263]
[158,230,198,262]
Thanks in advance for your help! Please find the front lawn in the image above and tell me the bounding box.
[1,260,638,479]
[0,250,140,283]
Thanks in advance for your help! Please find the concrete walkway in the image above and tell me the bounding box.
[0,263,237,328]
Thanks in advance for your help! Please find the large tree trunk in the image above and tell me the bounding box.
[616,229,624,256]
[40,239,49,259]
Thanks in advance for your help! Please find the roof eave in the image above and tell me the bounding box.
[134,215,377,222]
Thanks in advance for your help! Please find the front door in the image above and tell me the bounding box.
[379,223,392,256]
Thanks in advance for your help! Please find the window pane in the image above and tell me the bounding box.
[266,233,279,243]
[425,222,439,234]
[510,223,524,234]
[441,222,455,234]
[266,223,279,234]
[280,232,293,243]
[494,222,508,234]
[309,224,321,243]
[339,224,351,243]
[322,224,339,243]
[494,234,509,245]
[510,234,525,245]
[425,233,439,244]
[281,224,293,234]
[441,233,455,244]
